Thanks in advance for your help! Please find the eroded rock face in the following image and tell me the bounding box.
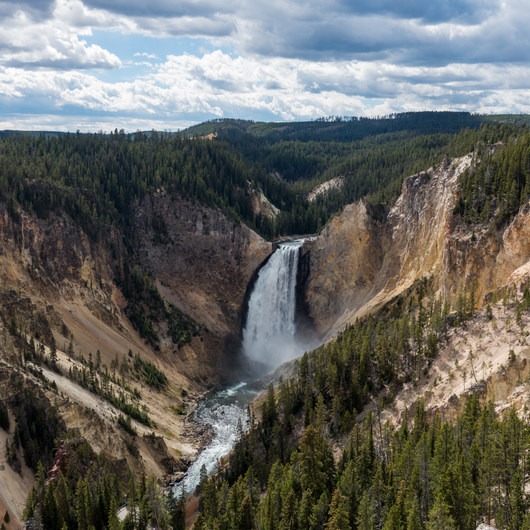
[303,154,530,338]
[299,200,387,336]
[0,193,271,368]
[132,193,272,338]
[0,206,120,296]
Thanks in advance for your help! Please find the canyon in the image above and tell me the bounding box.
[0,139,529,524]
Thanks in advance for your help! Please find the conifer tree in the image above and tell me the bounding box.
[309,491,329,530]
[325,489,350,529]
[108,496,121,530]
[240,494,255,530]
[406,497,422,530]
[428,495,456,530]
[54,472,71,528]
[357,491,374,530]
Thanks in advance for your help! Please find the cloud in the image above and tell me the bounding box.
[0,0,55,20]
[0,0,529,131]
[134,52,158,59]
[4,0,528,68]
[0,2,120,70]
[0,112,197,133]
[82,0,238,18]
[135,15,234,38]
[233,0,530,66]
[3,51,528,130]
[335,0,499,23]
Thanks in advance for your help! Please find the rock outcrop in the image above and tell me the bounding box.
[303,154,530,338]
[132,192,272,338]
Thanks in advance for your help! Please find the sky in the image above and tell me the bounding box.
[0,0,529,132]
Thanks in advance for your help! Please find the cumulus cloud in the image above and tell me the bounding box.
[0,0,55,20]
[233,0,530,65]
[82,0,238,18]
[0,2,120,70]
[2,51,529,129]
[335,0,499,23]
[1,0,529,130]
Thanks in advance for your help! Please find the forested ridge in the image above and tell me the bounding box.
[0,113,528,241]
[454,131,530,228]
[23,433,187,530]
[197,396,530,530]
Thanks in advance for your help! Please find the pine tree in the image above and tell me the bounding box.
[357,491,374,530]
[299,425,335,498]
[298,489,314,530]
[383,480,406,530]
[509,468,526,530]
[240,494,255,530]
[75,478,87,530]
[50,335,57,367]
[54,472,71,528]
[406,497,422,530]
[309,491,329,530]
[326,489,350,529]
[126,474,139,528]
[428,495,456,530]
[108,496,121,530]
[166,489,186,530]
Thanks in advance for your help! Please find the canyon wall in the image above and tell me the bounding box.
[302,154,530,338]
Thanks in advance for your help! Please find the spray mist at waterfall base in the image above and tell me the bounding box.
[242,239,317,374]
[242,331,316,374]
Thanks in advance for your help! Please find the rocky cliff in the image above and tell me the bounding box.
[0,194,271,518]
[132,191,271,339]
[302,153,530,338]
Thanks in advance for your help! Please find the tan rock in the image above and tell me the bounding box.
[303,153,530,338]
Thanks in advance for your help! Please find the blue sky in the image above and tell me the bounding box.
[0,0,529,131]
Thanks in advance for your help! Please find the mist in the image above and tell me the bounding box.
[242,239,318,374]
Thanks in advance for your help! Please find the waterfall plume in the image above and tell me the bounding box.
[242,240,307,369]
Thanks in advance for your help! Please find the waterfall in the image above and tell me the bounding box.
[174,240,309,497]
[242,239,305,369]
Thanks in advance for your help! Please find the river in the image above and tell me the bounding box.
[173,381,259,497]
[174,239,308,497]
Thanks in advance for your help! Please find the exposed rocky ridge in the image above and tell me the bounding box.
[249,187,280,219]
[307,175,345,203]
[378,291,530,428]
[302,153,530,338]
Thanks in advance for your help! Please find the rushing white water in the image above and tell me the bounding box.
[174,240,309,498]
[173,382,256,498]
[242,239,305,369]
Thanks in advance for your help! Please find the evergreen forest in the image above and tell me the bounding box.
[193,284,530,530]
[0,112,528,243]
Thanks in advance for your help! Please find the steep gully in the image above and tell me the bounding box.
[175,239,312,496]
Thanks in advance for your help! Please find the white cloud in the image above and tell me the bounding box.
[0,0,529,130]
[133,52,159,59]
[2,51,529,130]
[0,113,197,133]
[0,3,120,70]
